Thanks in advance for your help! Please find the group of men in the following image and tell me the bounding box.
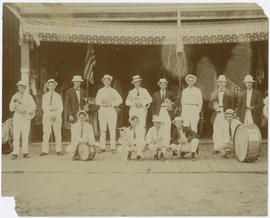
[9,72,265,161]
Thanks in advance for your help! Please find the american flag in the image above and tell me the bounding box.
[83,45,96,84]
[256,54,264,85]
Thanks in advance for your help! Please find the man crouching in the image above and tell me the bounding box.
[170,116,199,161]
[120,115,146,160]
[65,110,96,160]
[146,116,170,161]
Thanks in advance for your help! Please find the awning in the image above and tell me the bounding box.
[22,18,268,45]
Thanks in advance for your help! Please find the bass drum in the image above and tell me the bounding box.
[76,142,96,161]
[234,124,262,162]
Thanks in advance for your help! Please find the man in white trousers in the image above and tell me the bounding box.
[40,79,63,156]
[181,74,203,133]
[9,80,36,160]
[125,75,152,128]
[95,74,123,154]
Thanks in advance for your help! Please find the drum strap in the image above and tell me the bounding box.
[229,123,232,137]
[80,124,84,138]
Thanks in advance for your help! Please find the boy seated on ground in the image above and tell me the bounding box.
[146,116,170,161]
[216,109,242,158]
[170,116,199,161]
[120,115,146,160]
[65,110,96,160]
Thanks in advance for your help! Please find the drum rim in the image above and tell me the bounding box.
[234,124,248,162]
[77,142,91,161]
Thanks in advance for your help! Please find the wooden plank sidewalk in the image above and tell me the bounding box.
[2,143,267,174]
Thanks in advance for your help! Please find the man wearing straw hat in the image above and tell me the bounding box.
[126,75,152,128]
[152,78,175,138]
[40,79,63,156]
[181,74,202,133]
[237,74,263,126]
[9,80,36,160]
[65,75,87,126]
[146,116,170,161]
[209,75,235,154]
[95,74,123,153]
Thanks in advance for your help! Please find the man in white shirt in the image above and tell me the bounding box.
[120,115,146,160]
[65,110,96,160]
[95,74,123,153]
[146,116,170,161]
[126,75,152,128]
[9,80,36,160]
[181,74,203,133]
[40,79,63,156]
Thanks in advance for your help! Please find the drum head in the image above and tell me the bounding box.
[77,143,90,161]
[234,125,249,162]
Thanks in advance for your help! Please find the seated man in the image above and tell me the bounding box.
[65,110,96,160]
[146,116,170,161]
[120,115,146,160]
[170,116,199,161]
[217,109,242,158]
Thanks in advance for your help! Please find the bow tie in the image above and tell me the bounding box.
[219,89,224,92]
[75,88,80,91]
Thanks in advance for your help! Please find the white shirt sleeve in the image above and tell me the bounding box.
[9,94,16,112]
[95,89,102,106]
[28,94,36,111]
[143,88,153,105]
[197,88,203,112]
[112,89,123,107]
[125,90,134,107]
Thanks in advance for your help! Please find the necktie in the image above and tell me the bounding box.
[136,89,140,96]
[229,123,232,137]
[80,124,84,138]
[133,129,136,139]
[162,91,165,101]
[50,93,53,106]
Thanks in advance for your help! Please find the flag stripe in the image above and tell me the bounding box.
[83,45,96,84]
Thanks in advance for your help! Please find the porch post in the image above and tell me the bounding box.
[20,41,30,92]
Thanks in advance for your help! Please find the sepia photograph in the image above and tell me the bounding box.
[1,1,268,216]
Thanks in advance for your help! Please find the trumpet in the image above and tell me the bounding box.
[161,98,174,111]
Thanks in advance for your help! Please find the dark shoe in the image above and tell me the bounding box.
[154,154,158,160]
[160,152,165,161]
[212,150,220,155]
[97,148,106,153]
[172,151,178,156]
[111,149,118,154]
[127,152,132,160]
[23,153,31,158]
[136,155,142,160]
[40,152,48,156]
[11,154,18,160]
[222,153,228,158]
[56,152,64,156]
[180,152,185,158]
[72,155,79,161]
[191,153,196,161]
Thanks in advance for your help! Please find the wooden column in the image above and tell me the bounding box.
[20,41,30,91]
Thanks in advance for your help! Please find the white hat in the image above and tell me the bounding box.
[102,74,113,81]
[185,74,197,83]
[216,75,227,82]
[46,79,57,87]
[72,75,84,82]
[77,110,89,120]
[224,109,235,115]
[157,78,168,85]
[16,80,28,87]
[152,115,163,123]
[129,115,139,123]
[243,74,255,83]
[172,116,184,124]
[131,75,142,84]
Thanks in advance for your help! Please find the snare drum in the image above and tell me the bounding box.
[234,124,262,162]
[76,142,96,161]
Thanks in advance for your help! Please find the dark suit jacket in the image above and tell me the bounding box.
[237,89,263,126]
[209,89,235,123]
[65,87,87,123]
[171,127,199,144]
[152,89,175,118]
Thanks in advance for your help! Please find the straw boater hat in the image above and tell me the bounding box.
[72,75,84,82]
[77,110,89,120]
[243,74,255,83]
[152,116,163,123]
[16,80,28,87]
[131,75,142,84]
[216,75,227,82]
[102,74,113,82]
[157,78,168,85]
[172,116,184,124]
[129,115,139,123]
[224,109,235,116]
[46,79,57,87]
[185,74,197,83]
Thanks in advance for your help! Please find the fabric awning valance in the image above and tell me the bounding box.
[21,18,268,45]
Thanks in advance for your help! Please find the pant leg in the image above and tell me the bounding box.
[12,115,22,155]
[42,116,52,153]
[190,138,199,153]
[135,141,145,156]
[21,119,30,154]
[98,108,108,149]
[190,114,199,133]
[107,108,117,149]
[52,117,62,152]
